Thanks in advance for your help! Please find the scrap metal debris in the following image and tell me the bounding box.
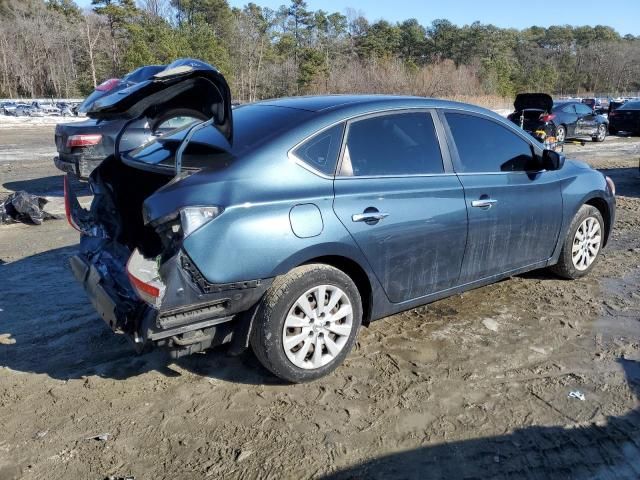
[0,191,60,225]
[86,433,110,441]
[568,390,586,401]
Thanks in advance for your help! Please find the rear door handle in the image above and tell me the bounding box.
[352,212,389,222]
[471,199,498,209]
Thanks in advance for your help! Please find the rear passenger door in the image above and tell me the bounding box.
[332,110,468,303]
[441,111,563,283]
[560,104,579,136]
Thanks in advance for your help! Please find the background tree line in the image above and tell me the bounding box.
[1,0,639,105]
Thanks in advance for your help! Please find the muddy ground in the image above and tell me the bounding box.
[0,126,639,480]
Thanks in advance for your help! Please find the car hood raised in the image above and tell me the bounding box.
[514,93,553,112]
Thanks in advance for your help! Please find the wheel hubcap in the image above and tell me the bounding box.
[557,127,565,142]
[572,217,601,271]
[598,125,606,140]
[282,285,353,370]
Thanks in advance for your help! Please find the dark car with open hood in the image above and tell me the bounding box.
[508,93,608,145]
[54,61,210,180]
[65,60,616,382]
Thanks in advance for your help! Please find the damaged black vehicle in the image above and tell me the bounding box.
[508,93,609,145]
[55,64,207,180]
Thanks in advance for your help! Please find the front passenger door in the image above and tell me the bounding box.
[442,111,563,283]
[575,103,598,136]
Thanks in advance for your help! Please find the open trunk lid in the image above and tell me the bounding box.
[85,58,233,145]
[514,93,553,113]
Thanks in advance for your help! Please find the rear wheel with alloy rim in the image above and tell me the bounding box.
[556,124,566,143]
[251,264,362,382]
[551,204,604,279]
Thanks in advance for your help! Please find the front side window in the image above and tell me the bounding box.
[340,112,444,176]
[292,123,344,175]
[445,112,536,173]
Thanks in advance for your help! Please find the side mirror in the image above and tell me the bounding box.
[541,149,565,171]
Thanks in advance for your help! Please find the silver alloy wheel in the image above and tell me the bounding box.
[596,124,606,141]
[572,216,602,271]
[282,285,353,370]
[556,125,566,142]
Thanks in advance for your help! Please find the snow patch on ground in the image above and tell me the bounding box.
[0,115,86,128]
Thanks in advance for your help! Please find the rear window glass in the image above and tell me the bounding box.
[292,123,344,175]
[161,104,312,157]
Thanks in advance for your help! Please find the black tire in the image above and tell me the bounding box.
[556,124,566,143]
[550,205,604,279]
[592,124,607,142]
[250,264,362,383]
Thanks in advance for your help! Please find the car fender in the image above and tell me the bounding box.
[551,165,614,262]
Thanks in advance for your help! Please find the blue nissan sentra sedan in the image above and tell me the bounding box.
[65,60,616,382]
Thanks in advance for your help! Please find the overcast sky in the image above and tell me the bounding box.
[75,0,640,36]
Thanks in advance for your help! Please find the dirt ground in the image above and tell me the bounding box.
[0,126,639,480]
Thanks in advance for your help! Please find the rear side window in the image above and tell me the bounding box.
[445,113,535,173]
[340,112,443,176]
[575,104,593,115]
[292,123,344,175]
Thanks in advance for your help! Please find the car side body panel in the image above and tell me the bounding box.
[139,96,615,327]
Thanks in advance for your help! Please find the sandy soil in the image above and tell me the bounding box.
[0,127,639,480]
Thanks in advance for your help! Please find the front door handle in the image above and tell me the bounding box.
[352,212,389,222]
[471,199,498,209]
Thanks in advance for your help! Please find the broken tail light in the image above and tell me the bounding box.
[180,206,222,238]
[66,134,102,148]
[540,114,556,122]
[126,249,166,308]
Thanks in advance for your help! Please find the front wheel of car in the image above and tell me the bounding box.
[592,124,607,142]
[251,264,362,383]
[551,204,604,279]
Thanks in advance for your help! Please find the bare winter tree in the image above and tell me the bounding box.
[84,13,104,88]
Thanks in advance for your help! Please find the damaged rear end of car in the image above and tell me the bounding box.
[64,59,264,358]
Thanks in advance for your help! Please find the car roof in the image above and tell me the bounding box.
[252,94,494,116]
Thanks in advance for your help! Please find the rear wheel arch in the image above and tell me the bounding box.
[298,255,373,327]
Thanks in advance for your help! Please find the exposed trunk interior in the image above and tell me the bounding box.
[91,157,173,258]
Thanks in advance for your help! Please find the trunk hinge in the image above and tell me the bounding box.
[174,117,216,176]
